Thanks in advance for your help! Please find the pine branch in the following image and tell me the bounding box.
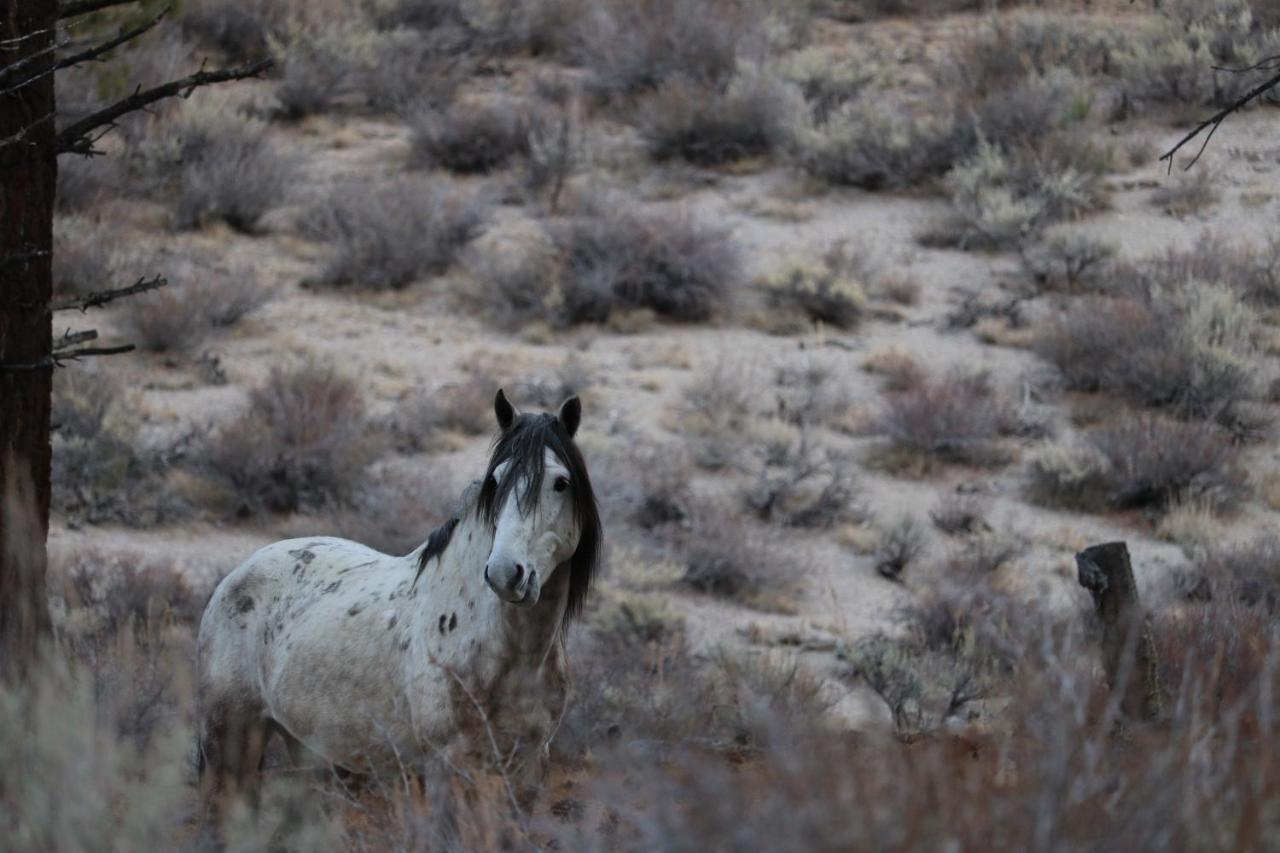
[0,10,166,101]
[1160,70,1280,172]
[55,57,272,155]
[50,274,166,312]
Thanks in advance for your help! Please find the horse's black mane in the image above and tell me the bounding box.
[414,412,601,621]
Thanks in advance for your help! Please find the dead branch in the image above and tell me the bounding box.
[0,10,166,101]
[53,328,98,350]
[55,57,272,155]
[51,274,166,312]
[1160,68,1280,173]
[58,0,149,19]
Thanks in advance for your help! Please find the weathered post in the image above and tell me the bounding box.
[1076,542,1163,721]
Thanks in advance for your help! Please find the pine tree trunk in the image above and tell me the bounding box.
[0,0,57,670]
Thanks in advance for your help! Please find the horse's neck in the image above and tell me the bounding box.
[413,509,568,683]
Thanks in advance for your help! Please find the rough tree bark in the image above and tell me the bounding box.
[1076,542,1164,722]
[0,0,57,669]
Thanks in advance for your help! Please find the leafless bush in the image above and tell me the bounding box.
[51,368,188,527]
[944,529,1026,577]
[523,105,580,209]
[681,507,799,610]
[389,370,498,452]
[873,514,926,581]
[63,551,202,632]
[572,0,748,99]
[1200,535,1280,611]
[116,254,270,352]
[878,369,1016,468]
[639,67,801,166]
[679,360,760,469]
[939,139,1108,250]
[273,32,351,117]
[773,360,854,430]
[143,104,294,232]
[743,432,858,529]
[181,0,272,63]
[54,152,115,211]
[761,243,869,330]
[357,31,466,113]
[1035,278,1262,424]
[793,98,963,189]
[409,98,539,173]
[302,177,490,288]
[1026,414,1248,512]
[204,362,380,515]
[550,195,740,324]
[1019,229,1116,292]
[930,493,989,537]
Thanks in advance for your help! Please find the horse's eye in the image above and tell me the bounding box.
[553,476,569,493]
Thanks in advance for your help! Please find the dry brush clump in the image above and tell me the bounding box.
[408,98,540,174]
[877,368,1018,470]
[476,195,739,326]
[302,177,491,289]
[140,103,295,233]
[203,361,382,515]
[759,242,869,331]
[639,65,803,166]
[1035,273,1265,427]
[571,0,750,100]
[1026,413,1248,513]
[679,503,802,611]
[742,431,858,530]
[51,368,189,528]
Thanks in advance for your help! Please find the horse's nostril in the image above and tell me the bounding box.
[513,564,524,584]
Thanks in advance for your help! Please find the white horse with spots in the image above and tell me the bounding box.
[195,390,601,812]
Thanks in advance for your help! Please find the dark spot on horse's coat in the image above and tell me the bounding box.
[449,613,457,631]
[323,580,342,594]
[400,638,411,651]
[234,595,254,614]
[288,549,316,564]
[387,614,398,629]
[438,614,447,634]
[348,604,364,616]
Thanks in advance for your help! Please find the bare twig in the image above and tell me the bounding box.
[55,57,272,155]
[53,328,98,350]
[1160,70,1280,173]
[0,10,166,100]
[51,274,166,312]
[58,0,148,19]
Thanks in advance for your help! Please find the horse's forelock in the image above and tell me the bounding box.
[476,412,601,623]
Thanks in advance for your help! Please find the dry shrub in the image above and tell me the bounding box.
[409,98,539,173]
[679,360,760,469]
[947,12,1112,100]
[142,103,295,233]
[389,370,499,451]
[863,347,925,393]
[572,0,749,99]
[878,368,1016,468]
[930,493,989,537]
[939,139,1107,250]
[681,505,800,610]
[1152,168,1220,217]
[302,177,490,288]
[357,29,467,113]
[181,0,273,63]
[1200,535,1280,610]
[55,151,116,212]
[271,30,353,119]
[1019,228,1116,292]
[781,46,879,122]
[743,431,858,529]
[1115,0,1280,110]
[51,368,188,527]
[639,66,802,166]
[1035,279,1263,425]
[204,362,380,515]
[792,97,962,189]
[943,529,1026,577]
[52,217,122,299]
[873,514,926,581]
[1026,414,1247,512]
[116,254,271,352]
[772,360,855,431]
[550,195,740,324]
[761,242,868,330]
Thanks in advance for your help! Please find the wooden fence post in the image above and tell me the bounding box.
[1075,542,1164,722]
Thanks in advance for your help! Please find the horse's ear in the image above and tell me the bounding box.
[558,396,581,438]
[495,388,516,432]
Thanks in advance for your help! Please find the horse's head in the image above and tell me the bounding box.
[478,389,601,616]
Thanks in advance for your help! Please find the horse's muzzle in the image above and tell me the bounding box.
[485,560,540,606]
